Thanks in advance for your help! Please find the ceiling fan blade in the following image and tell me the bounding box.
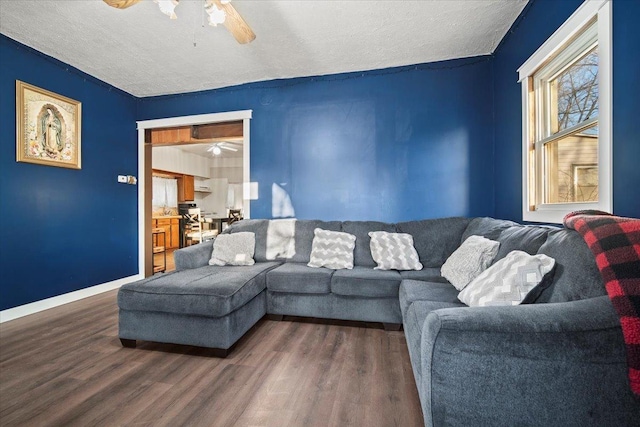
[211,0,256,44]
[220,145,238,152]
[103,0,142,9]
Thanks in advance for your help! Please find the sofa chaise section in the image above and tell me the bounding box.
[118,261,280,356]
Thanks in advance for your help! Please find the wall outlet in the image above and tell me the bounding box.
[117,175,127,183]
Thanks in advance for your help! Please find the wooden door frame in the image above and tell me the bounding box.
[137,110,252,277]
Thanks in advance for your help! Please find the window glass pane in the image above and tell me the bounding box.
[544,122,598,203]
[552,47,598,133]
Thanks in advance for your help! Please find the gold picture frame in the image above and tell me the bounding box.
[16,80,81,169]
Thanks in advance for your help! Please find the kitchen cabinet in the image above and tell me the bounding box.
[170,219,180,248]
[152,217,180,249]
[194,177,211,193]
[178,175,195,202]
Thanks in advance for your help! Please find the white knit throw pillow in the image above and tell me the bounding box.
[209,232,256,266]
[441,235,500,291]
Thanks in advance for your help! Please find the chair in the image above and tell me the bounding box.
[228,209,243,226]
[184,208,218,246]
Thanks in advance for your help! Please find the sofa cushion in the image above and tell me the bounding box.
[494,225,551,263]
[369,231,423,270]
[209,232,255,266]
[288,220,342,264]
[118,262,281,317]
[267,263,333,294]
[399,279,462,316]
[440,235,500,290]
[225,219,270,262]
[331,267,402,298]
[535,229,607,303]
[396,217,471,267]
[307,228,356,270]
[458,251,556,307]
[400,268,448,283]
[462,217,517,242]
[341,221,396,267]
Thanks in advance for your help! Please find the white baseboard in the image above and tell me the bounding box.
[0,274,144,323]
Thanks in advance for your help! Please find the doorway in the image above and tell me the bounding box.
[137,110,252,277]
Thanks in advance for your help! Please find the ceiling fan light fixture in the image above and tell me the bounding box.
[155,0,179,19]
[212,145,222,155]
[104,0,254,44]
[205,3,226,27]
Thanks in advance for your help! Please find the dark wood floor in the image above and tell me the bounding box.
[0,290,423,427]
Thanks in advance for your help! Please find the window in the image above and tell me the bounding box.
[152,176,178,210]
[518,0,611,223]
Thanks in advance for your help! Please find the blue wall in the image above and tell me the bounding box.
[4,0,638,311]
[137,57,496,222]
[493,0,640,221]
[0,35,139,310]
[611,0,640,217]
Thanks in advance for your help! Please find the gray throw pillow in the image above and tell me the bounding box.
[209,232,256,266]
[369,231,423,271]
[441,235,500,291]
[307,228,356,269]
[458,250,556,307]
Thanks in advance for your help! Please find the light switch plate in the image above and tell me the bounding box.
[117,175,127,183]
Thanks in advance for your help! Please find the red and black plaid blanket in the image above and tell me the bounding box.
[564,211,640,398]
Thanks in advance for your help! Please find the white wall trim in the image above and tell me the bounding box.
[137,110,252,129]
[137,110,252,276]
[518,0,608,81]
[0,274,143,323]
[520,0,611,223]
[242,116,251,219]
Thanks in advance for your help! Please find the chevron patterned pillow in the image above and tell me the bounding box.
[368,231,423,271]
[307,228,356,269]
[458,250,556,307]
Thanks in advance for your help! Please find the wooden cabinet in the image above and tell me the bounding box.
[178,175,195,202]
[152,217,180,249]
[170,218,180,248]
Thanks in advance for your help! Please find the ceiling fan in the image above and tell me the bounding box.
[207,142,240,155]
[103,0,256,44]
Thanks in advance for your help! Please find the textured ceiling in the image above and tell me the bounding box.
[179,141,243,158]
[0,0,527,97]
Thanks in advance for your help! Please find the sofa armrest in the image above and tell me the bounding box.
[173,240,214,271]
[420,296,639,426]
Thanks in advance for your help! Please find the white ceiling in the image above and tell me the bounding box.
[179,141,243,158]
[0,0,527,98]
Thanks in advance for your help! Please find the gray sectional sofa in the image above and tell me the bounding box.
[118,217,640,426]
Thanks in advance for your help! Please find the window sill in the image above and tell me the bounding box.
[523,201,609,224]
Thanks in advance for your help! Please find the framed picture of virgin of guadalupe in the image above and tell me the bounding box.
[16,80,81,169]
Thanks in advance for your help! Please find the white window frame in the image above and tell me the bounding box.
[518,0,612,223]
